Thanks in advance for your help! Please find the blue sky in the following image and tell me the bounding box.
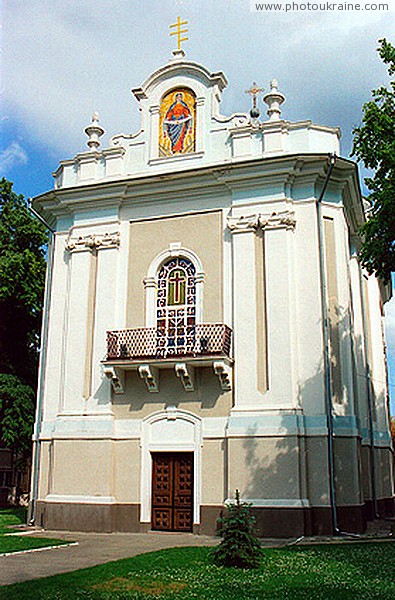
[1,0,395,413]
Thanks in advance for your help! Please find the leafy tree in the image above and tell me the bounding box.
[352,38,395,283]
[0,178,48,489]
[212,489,262,569]
[0,374,35,471]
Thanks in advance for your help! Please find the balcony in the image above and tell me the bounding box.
[102,323,233,394]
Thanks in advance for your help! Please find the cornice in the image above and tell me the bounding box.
[33,184,127,220]
[32,154,362,227]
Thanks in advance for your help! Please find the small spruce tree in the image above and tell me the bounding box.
[212,489,262,568]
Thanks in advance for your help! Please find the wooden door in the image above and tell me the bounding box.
[151,452,193,532]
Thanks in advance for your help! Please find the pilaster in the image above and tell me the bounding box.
[76,152,101,181]
[349,253,368,428]
[89,233,121,412]
[228,210,296,410]
[195,96,205,153]
[42,233,69,421]
[102,147,126,178]
[149,105,160,160]
[61,230,120,414]
[229,214,261,409]
[62,248,95,412]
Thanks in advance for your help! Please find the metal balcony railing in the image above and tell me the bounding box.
[106,324,232,361]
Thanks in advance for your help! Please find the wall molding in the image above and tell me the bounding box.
[65,231,120,252]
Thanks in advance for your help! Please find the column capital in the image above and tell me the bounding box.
[227,214,259,233]
[227,210,296,234]
[65,231,120,252]
[259,210,296,231]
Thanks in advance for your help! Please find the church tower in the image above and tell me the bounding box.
[30,38,394,535]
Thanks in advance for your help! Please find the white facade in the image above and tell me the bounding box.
[30,51,394,536]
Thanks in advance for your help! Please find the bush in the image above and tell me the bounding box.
[212,489,262,568]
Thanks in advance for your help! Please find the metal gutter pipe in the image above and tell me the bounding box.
[28,204,55,234]
[27,200,55,525]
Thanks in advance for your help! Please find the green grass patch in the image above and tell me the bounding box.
[0,507,27,535]
[0,535,71,554]
[1,542,395,599]
[0,508,69,554]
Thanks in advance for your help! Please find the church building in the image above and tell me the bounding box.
[29,42,395,536]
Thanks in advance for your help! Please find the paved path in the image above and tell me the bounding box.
[0,529,222,586]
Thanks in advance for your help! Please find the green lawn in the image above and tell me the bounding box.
[0,508,69,554]
[1,542,395,599]
[0,506,27,535]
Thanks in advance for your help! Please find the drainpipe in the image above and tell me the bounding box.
[27,201,55,525]
[316,153,339,535]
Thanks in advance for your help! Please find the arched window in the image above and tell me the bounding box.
[156,257,196,357]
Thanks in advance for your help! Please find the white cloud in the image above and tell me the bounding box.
[2,1,395,157]
[0,142,28,174]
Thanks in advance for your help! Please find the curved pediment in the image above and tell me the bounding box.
[132,55,227,102]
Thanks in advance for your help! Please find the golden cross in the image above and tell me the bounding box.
[169,269,185,304]
[245,82,264,108]
[170,16,189,51]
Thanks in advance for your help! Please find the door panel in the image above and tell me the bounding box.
[173,454,193,531]
[152,454,173,508]
[152,452,193,532]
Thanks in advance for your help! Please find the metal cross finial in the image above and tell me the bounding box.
[170,17,189,51]
[245,82,264,109]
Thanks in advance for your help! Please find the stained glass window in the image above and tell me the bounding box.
[156,257,196,357]
[168,268,186,305]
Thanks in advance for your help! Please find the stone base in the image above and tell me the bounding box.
[363,497,395,523]
[337,504,366,534]
[35,501,142,533]
[199,505,223,535]
[363,499,375,522]
[377,496,395,518]
[35,498,395,536]
[203,505,358,537]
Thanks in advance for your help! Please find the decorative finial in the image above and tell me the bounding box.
[84,112,105,150]
[170,17,188,56]
[245,82,264,120]
[263,80,285,121]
